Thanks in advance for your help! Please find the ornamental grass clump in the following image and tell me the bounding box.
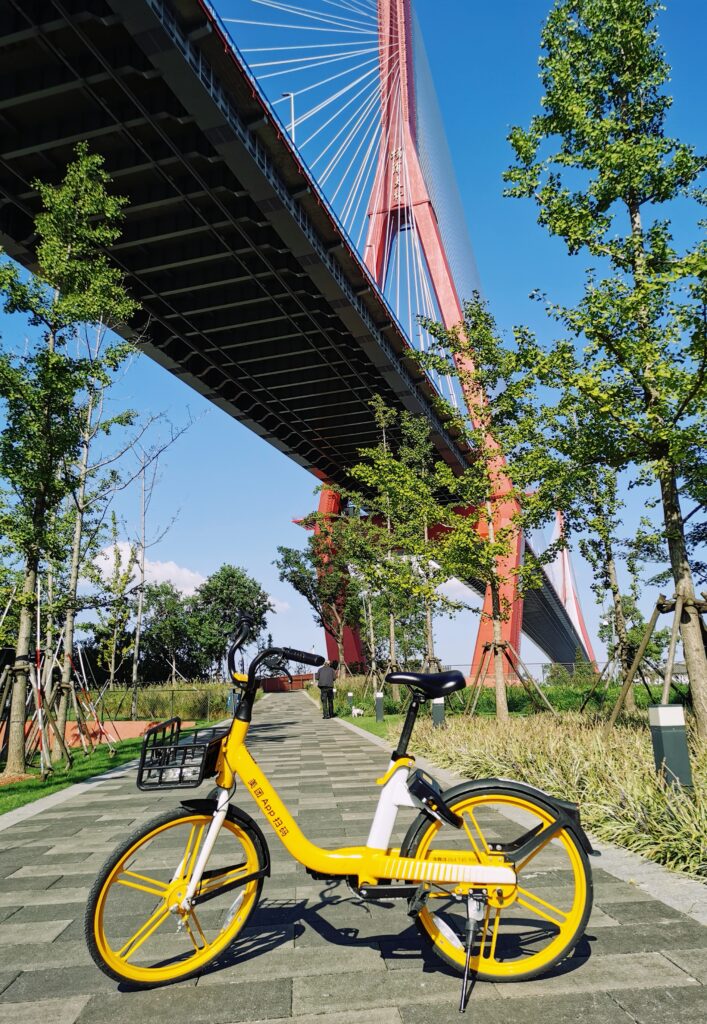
[397,713,706,878]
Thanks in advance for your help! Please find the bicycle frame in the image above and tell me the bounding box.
[180,716,516,909]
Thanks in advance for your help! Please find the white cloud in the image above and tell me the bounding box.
[268,595,291,614]
[95,542,206,595]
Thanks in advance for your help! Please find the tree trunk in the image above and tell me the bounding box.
[109,627,118,690]
[131,458,146,720]
[604,542,635,711]
[490,578,509,722]
[388,612,396,664]
[659,470,707,740]
[3,564,37,775]
[57,398,93,745]
[365,596,377,675]
[424,600,438,671]
[171,655,176,687]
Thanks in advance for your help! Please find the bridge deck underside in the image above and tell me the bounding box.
[0,0,466,484]
[0,0,589,666]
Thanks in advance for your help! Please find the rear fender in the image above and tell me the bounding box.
[401,778,597,861]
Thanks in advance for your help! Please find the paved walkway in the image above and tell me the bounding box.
[0,690,705,1024]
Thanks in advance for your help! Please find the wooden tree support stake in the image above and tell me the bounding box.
[506,641,557,715]
[606,597,664,733]
[660,593,684,705]
[465,641,556,717]
[580,657,614,712]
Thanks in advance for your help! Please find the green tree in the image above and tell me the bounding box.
[347,410,462,672]
[504,0,707,735]
[139,582,193,685]
[92,516,137,689]
[275,513,362,675]
[598,594,669,672]
[421,297,573,720]
[0,143,135,774]
[574,467,636,708]
[192,565,272,674]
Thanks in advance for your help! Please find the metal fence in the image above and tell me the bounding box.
[89,686,233,723]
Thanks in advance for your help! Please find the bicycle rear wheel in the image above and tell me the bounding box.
[402,783,592,982]
[85,805,267,987]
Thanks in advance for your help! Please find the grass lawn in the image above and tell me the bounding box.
[339,714,403,740]
[0,737,143,816]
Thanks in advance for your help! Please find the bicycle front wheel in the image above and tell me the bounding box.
[402,783,592,982]
[85,805,267,987]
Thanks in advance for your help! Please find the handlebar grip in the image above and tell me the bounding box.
[281,647,325,668]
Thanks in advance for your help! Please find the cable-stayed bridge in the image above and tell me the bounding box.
[0,0,595,670]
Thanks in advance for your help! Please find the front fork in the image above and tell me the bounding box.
[177,785,234,911]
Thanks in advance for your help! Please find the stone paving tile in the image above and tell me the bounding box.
[493,952,698,999]
[3,903,89,925]
[293,968,500,1016]
[0,874,61,891]
[2,966,131,1002]
[401,990,633,1024]
[583,919,707,955]
[74,981,292,1024]
[0,972,20,997]
[611,986,707,1024]
[593,884,656,903]
[0,996,92,1024]
[0,920,72,944]
[46,873,105,890]
[196,945,385,986]
[0,941,94,972]
[0,885,90,907]
[248,1012,403,1024]
[661,948,707,984]
[8,862,104,879]
[597,898,685,923]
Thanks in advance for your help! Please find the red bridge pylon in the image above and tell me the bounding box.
[364,0,522,680]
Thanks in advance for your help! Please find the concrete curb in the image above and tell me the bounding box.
[329,700,707,927]
[0,758,139,833]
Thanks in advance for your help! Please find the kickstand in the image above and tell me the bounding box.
[459,894,485,1013]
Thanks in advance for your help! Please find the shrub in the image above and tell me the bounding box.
[394,713,707,878]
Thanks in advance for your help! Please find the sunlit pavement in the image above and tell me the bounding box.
[0,690,705,1024]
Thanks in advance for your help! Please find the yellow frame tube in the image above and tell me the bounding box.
[215,721,515,889]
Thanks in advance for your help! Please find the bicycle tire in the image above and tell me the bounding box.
[85,804,268,987]
[401,781,593,982]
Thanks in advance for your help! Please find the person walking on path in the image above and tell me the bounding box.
[316,659,337,719]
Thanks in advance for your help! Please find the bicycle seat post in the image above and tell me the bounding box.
[393,697,421,760]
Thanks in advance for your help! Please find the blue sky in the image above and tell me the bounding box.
[2,1,705,669]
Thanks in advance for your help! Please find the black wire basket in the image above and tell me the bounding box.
[136,718,230,790]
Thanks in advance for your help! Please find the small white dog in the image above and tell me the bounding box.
[351,706,365,718]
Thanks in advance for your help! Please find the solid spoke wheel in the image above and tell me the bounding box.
[402,786,592,982]
[85,806,267,987]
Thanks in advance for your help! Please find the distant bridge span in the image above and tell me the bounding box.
[0,0,592,666]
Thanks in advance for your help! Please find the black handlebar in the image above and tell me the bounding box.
[280,647,325,668]
[225,614,325,689]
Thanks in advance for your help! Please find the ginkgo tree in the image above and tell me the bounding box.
[419,296,578,721]
[504,0,707,737]
[0,143,136,775]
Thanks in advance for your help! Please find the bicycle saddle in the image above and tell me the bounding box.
[385,669,466,700]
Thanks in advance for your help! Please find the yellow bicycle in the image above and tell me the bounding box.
[85,616,594,1009]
